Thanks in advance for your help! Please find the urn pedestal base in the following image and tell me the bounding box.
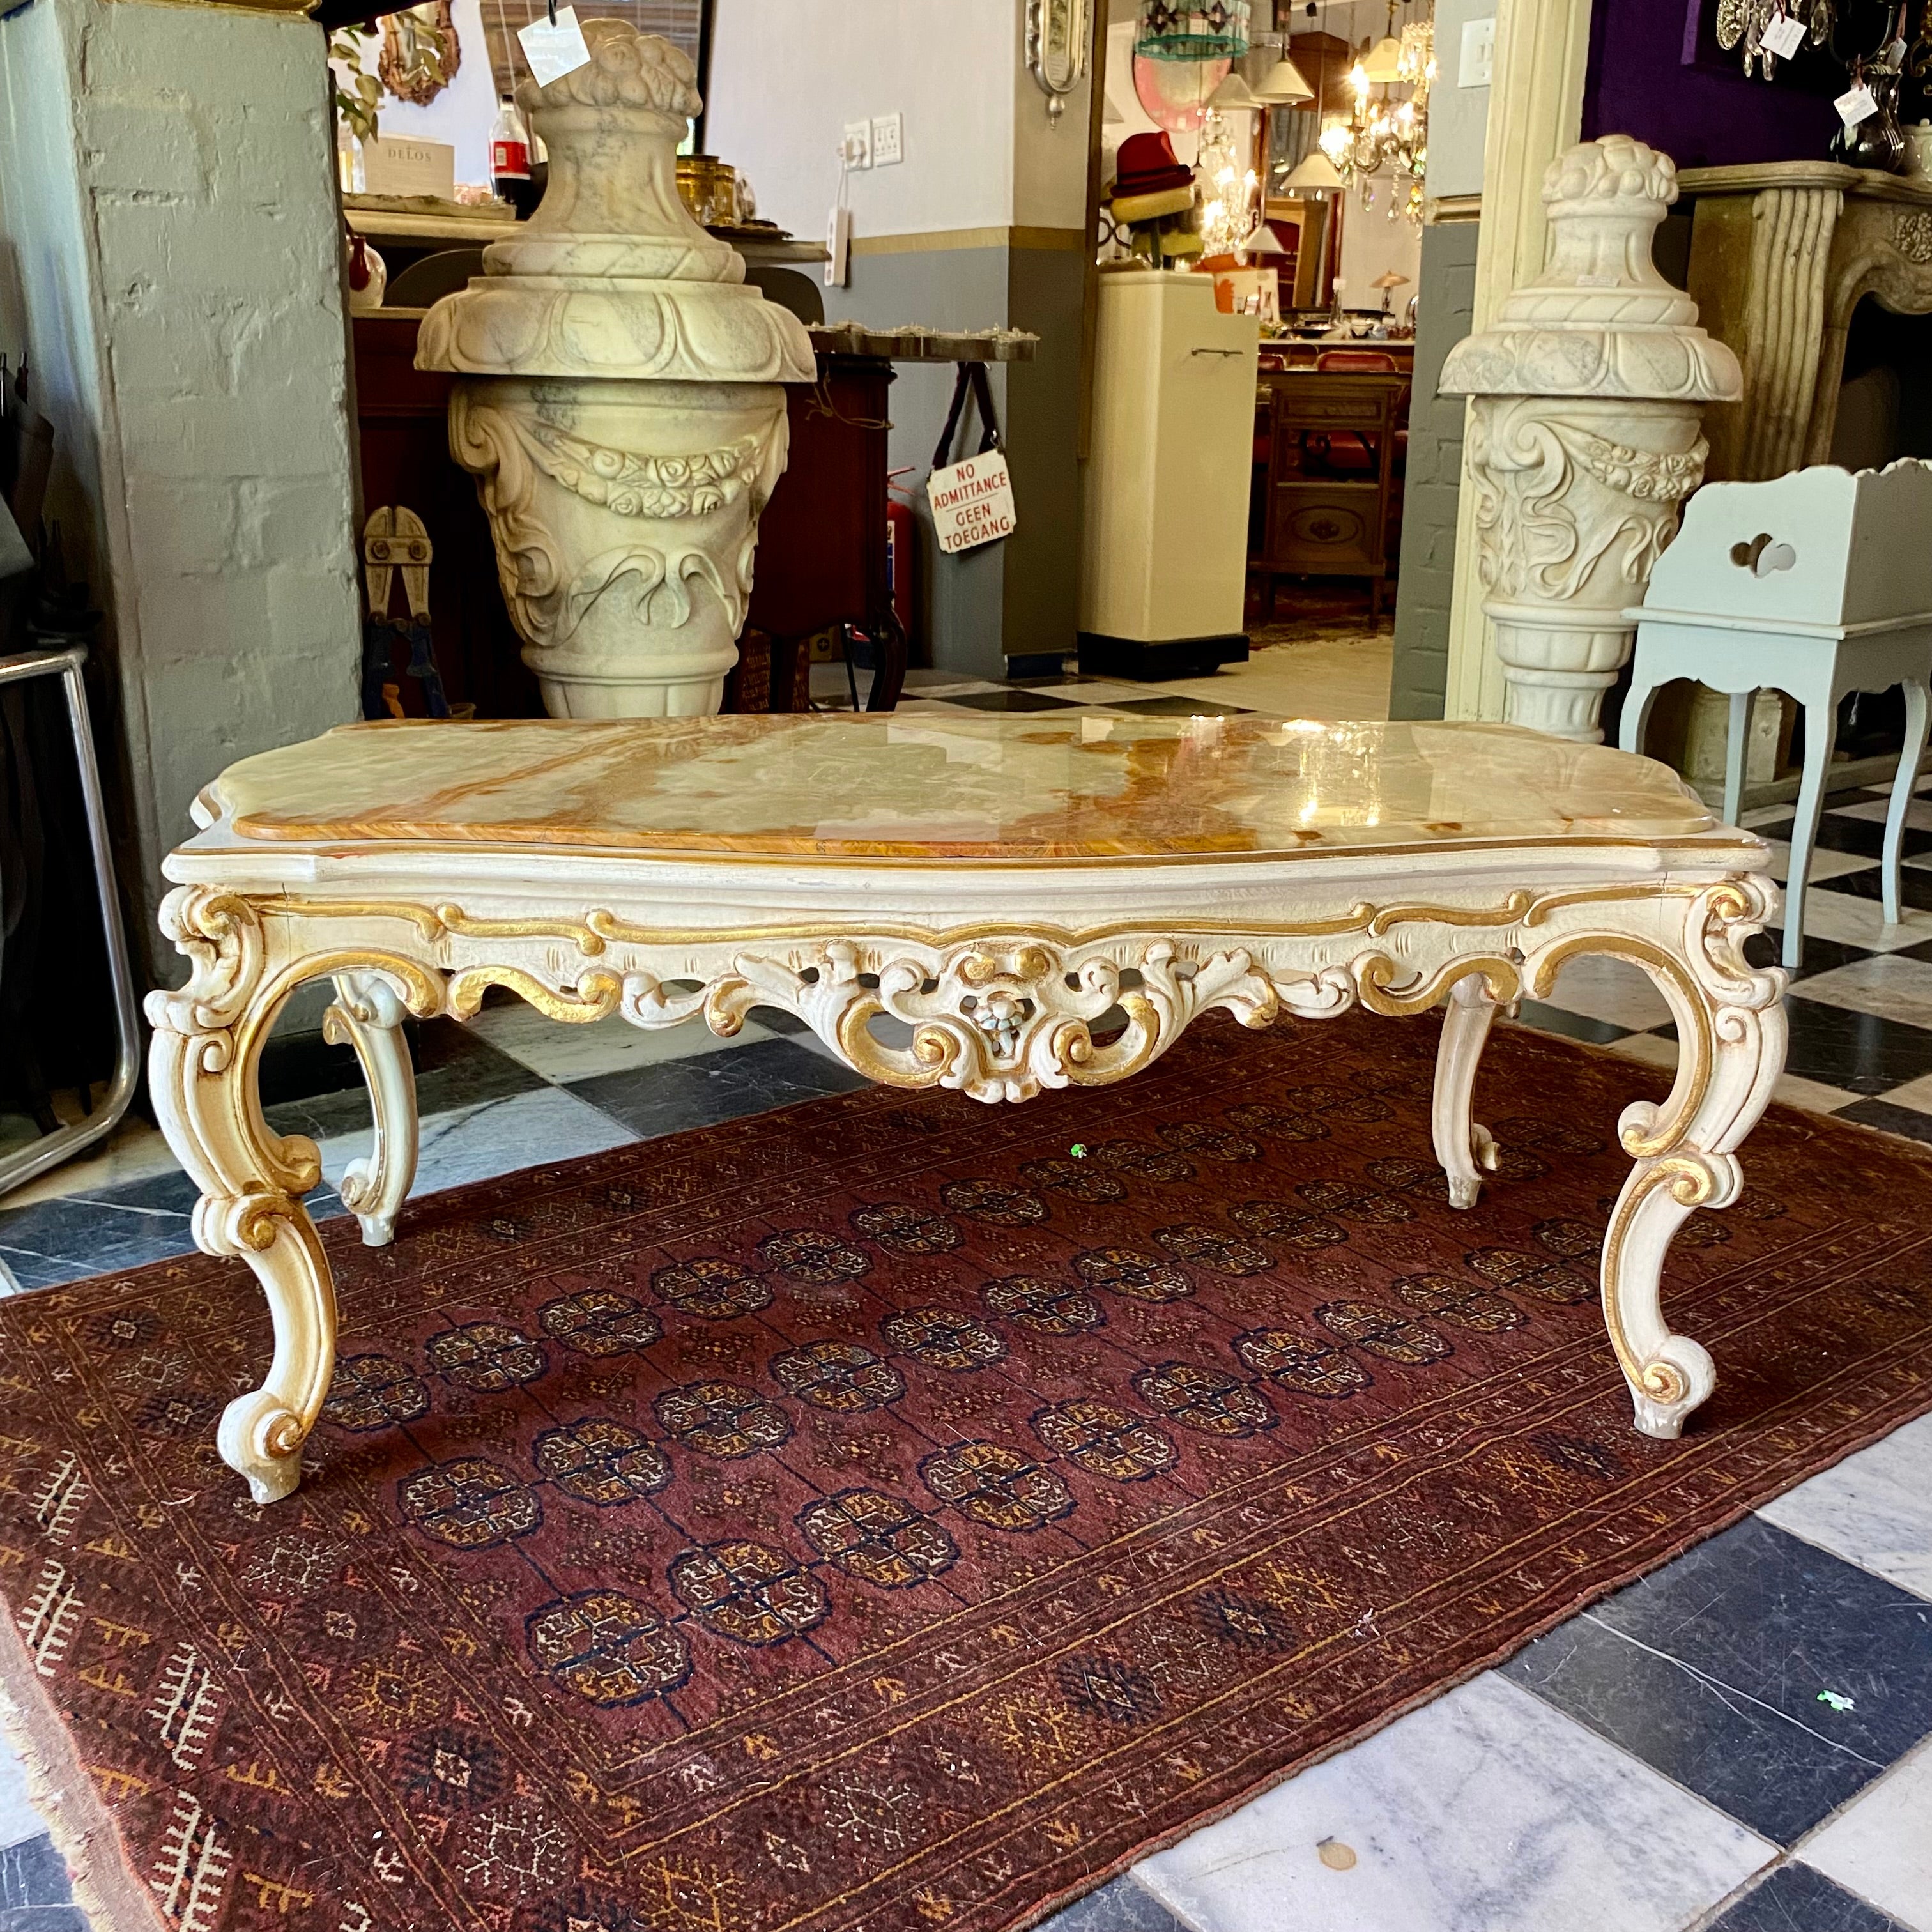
[1440,138,1742,747]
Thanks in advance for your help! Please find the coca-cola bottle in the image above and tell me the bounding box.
[491,95,534,217]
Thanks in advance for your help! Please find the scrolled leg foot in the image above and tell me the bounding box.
[1629,1335,1717,1440]
[1580,880,1787,1436]
[218,1386,311,1505]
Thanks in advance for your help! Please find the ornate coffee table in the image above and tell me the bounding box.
[146,714,1787,1503]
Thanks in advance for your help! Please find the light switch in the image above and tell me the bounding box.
[1460,15,1494,86]
[871,111,903,166]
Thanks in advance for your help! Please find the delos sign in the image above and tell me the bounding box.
[927,451,1018,555]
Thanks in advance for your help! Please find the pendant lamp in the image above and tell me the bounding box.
[1360,33,1404,82]
[1250,51,1314,102]
[1360,0,1406,83]
[1208,69,1264,109]
[1281,150,1344,194]
[1135,0,1252,62]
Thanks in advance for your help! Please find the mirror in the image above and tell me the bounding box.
[1028,0,1093,121]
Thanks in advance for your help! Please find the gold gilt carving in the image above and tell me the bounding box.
[702,938,1291,1105]
[446,965,625,1022]
[145,893,438,1505]
[151,862,1785,1501]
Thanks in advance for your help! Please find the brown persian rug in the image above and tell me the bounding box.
[5,1014,1932,1932]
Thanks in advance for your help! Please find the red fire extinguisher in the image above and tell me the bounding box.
[886,466,918,653]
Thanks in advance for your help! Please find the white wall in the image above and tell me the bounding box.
[338,0,501,187]
[0,0,360,949]
[1336,194,1422,309]
[1425,0,1493,199]
[707,0,1020,240]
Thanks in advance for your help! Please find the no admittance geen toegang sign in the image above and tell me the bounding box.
[927,450,1018,555]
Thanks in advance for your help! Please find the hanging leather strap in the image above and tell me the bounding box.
[930,360,1002,471]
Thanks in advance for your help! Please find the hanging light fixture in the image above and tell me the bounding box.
[1195,105,1261,255]
[1207,68,1264,109]
[1278,22,1346,199]
[1135,0,1252,62]
[1282,150,1345,194]
[1360,0,1405,80]
[1250,49,1315,102]
[1322,1,1435,225]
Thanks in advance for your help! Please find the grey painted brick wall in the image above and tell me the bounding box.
[1388,219,1480,722]
[0,0,361,969]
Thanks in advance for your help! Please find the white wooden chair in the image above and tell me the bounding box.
[1622,459,1932,969]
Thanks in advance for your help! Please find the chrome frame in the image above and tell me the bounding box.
[0,643,142,1198]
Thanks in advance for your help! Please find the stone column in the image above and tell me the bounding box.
[1441,0,1595,724]
[1440,136,1742,743]
[417,22,813,717]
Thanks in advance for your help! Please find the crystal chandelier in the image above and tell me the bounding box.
[1319,6,1436,224]
[1195,105,1262,256]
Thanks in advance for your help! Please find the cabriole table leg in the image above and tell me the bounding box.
[1526,882,1788,1436]
[144,888,439,1503]
[325,969,420,1247]
[1432,974,1502,1209]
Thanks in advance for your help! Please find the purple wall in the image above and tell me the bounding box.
[1581,0,1840,170]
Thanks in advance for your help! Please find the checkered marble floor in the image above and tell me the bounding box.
[1,684,1930,1931]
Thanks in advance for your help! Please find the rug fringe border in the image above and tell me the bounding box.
[0,1600,170,1932]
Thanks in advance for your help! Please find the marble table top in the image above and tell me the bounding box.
[205,715,1717,862]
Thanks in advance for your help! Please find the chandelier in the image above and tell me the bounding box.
[1195,105,1262,256]
[1319,7,1435,224]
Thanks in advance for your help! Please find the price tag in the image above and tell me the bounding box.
[1836,82,1879,127]
[1761,12,1805,58]
[927,452,1018,554]
[518,5,591,87]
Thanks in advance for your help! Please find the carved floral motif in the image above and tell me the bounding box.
[447,387,790,678]
[1442,135,1739,742]
[1895,208,1932,266]
[523,424,767,519]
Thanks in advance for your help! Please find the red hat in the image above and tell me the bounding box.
[1113,130,1194,198]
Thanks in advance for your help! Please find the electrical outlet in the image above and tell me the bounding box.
[841,119,872,168]
[1460,15,1494,86]
[871,111,903,167]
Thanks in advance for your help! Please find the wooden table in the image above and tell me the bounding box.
[146,715,1786,1503]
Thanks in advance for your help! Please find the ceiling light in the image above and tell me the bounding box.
[1280,151,1345,194]
[1250,53,1314,102]
[1207,70,1264,110]
[1361,33,1405,82]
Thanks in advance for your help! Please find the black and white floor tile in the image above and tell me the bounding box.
[1,668,1929,1931]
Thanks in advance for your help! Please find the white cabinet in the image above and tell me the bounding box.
[1079,271,1259,678]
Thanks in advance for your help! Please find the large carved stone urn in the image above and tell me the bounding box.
[417,22,813,716]
[1441,136,1742,743]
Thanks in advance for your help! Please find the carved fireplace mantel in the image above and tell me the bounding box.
[1678,161,1932,482]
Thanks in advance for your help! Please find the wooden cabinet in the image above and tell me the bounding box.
[352,312,545,719]
[1253,369,1408,616]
